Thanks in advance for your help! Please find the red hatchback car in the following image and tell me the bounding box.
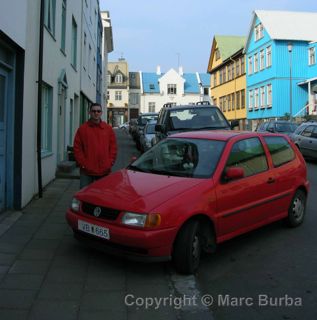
[66,131,309,274]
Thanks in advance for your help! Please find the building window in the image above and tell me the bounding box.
[60,0,67,52]
[115,74,123,83]
[44,0,56,36]
[254,23,264,41]
[231,63,235,79]
[107,91,110,101]
[309,47,316,65]
[254,88,259,109]
[71,16,77,69]
[236,59,240,77]
[232,93,235,111]
[267,84,272,107]
[241,57,245,74]
[241,89,245,109]
[254,53,258,73]
[236,91,240,110]
[219,70,223,84]
[88,44,91,76]
[115,91,122,100]
[260,86,265,108]
[215,49,220,60]
[223,96,227,112]
[228,65,232,81]
[223,68,227,82]
[148,102,155,112]
[228,94,231,111]
[130,93,139,105]
[41,83,53,153]
[167,84,177,95]
[213,73,217,87]
[266,46,272,68]
[219,97,223,111]
[248,56,253,75]
[260,50,265,70]
[249,90,253,110]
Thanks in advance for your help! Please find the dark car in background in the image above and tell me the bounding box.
[153,103,238,145]
[256,120,298,136]
[290,121,317,160]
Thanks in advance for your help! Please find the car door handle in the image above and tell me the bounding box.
[267,177,275,184]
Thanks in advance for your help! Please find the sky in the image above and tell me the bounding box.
[100,0,317,73]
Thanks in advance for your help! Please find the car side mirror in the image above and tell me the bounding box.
[223,167,244,182]
[230,120,239,129]
[155,124,166,134]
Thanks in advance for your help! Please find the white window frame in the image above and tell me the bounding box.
[260,86,265,108]
[41,83,53,154]
[61,0,67,52]
[254,53,258,73]
[266,46,272,68]
[267,84,272,107]
[44,0,56,36]
[115,91,122,101]
[260,49,265,70]
[115,74,123,83]
[248,56,253,75]
[71,16,77,69]
[148,102,155,112]
[167,84,177,95]
[254,88,259,109]
[248,90,253,110]
[309,47,316,65]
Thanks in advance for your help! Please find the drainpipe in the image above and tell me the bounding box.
[36,0,45,198]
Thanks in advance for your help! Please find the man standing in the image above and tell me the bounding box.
[74,103,117,188]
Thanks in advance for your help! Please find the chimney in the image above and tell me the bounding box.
[156,65,161,75]
[179,66,183,76]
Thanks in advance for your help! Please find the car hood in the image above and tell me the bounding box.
[76,169,202,212]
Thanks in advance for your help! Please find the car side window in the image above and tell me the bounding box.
[267,122,274,131]
[301,125,314,137]
[226,138,268,177]
[312,126,317,139]
[264,136,295,167]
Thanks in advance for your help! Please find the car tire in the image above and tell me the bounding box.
[172,220,202,274]
[286,189,306,227]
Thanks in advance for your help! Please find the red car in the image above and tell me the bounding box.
[66,131,309,274]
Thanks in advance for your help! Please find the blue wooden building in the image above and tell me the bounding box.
[245,10,317,129]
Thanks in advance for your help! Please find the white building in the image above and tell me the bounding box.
[139,66,211,113]
[0,0,108,211]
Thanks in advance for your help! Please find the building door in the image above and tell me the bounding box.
[0,68,8,211]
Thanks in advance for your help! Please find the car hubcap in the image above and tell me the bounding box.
[293,197,304,221]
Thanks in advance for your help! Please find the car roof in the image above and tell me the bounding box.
[164,104,218,111]
[169,130,289,141]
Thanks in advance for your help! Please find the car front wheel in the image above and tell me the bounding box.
[172,220,202,274]
[286,189,306,227]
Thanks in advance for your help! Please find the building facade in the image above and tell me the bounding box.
[0,0,108,211]
[245,10,317,130]
[208,35,247,129]
[139,66,211,113]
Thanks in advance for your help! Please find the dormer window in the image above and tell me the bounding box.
[115,74,123,83]
[167,84,177,95]
[149,84,155,90]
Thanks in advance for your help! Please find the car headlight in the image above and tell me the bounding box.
[71,198,81,212]
[121,212,161,228]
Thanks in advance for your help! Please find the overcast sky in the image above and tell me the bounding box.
[100,0,317,73]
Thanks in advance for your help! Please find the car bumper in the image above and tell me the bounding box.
[66,209,176,262]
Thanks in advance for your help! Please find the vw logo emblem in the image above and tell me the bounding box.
[93,207,101,217]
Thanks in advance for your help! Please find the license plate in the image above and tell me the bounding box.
[78,220,110,240]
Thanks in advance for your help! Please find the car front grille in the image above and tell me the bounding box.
[81,202,120,221]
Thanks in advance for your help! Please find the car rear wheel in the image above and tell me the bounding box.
[286,189,306,227]
[172,220,201,274]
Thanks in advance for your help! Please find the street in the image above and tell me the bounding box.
[0,129,316,320]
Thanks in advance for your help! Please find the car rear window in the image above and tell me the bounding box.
[264,136,295,167]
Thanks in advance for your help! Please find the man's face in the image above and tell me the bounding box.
[90,106,103,121]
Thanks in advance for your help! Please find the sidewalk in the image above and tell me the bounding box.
[0,129,213,320]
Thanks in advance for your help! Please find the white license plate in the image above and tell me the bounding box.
[78,220,110,240]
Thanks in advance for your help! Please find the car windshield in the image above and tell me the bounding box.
[137,115,158,125]
[128,138,226,178]
[275,123,298,133]
[145,124,156,134]
[169,107,229,130]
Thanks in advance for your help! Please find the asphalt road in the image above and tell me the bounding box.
[196,160,317,320]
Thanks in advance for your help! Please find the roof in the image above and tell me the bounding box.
[215,35,246,61]
[142,73,160,93]
[199,73,212,86]
[245,10,317,49]
[183,73,199,93]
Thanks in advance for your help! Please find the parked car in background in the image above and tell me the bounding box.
[153,103,238,145]
[134,112,158,150]
[66,131,309,274]
[256,120,298,136]
[139,120,157,153]
[290,121,317,160]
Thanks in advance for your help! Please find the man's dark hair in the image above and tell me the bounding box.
[89,103,102,111]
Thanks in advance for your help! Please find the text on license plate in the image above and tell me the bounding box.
[78,220,110,240]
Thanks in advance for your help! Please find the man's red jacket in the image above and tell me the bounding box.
[73,120,117,176]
